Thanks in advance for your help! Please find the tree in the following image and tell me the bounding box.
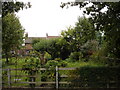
[2,1,31,63]
[61,2,120,61]
[80,2,120,59]
[2,2,31,17]
[61,17,96,61]
[2,13,24,63]
[33,39,48,65]
[33,37,70,61]
[56,37,71,60]
[62,17,95,52]
[33,38,60,63]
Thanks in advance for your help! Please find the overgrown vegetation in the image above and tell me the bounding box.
[2,1,120,88]
[69,66,120,88]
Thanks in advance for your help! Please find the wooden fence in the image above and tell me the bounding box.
[2,66,77,89]
[2,66,119,89]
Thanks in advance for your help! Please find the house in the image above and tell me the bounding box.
[11,33,60,56]
[22,33,60,55]
[25,37,46,52]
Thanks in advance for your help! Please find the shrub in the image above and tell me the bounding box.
[45,59,67,68]
[54,58,62,62]
[44,52,51,60]
[43,59,68,84]
[45,60,58,68]
[68,52,83,62]
[22,57,40,87]
[69,66,120,88]
[59,61,68,67]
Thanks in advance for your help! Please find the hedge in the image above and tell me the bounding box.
[69,66,120,88]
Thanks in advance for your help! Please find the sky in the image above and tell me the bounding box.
[16,0,85,37]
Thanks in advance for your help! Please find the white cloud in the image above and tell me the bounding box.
[16,0,83,37]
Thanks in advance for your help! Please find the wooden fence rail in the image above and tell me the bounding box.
[2,67,77,89]
[2,67,118,89]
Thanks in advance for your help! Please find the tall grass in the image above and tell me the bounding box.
[66,60,104,68]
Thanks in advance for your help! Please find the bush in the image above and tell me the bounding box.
[45,59,67,68]
[45,60,58,68]
[69,66,120,88]
[54,58,62,62]
[60,61,68,67]
[68,52,83,62]
[44,52,51,60]
[22,57,40,87]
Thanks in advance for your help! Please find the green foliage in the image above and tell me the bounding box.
[2,57,38,87]
[62,39,98,62]
[22,57,40,74]
[22,57,40,87]
[33,39,50,65]
[90,42,120,66]
[62,17,95,51]
[56,38,71,60]
[45,60,58,68]
[3,57,108,87]
[44,52,51,60]
[29,50,40,57]
[66,61,101,68]
[59,60,68,67]
[61,2,120,63]
[79,40,99,62]
[46,38,61,59]
[33,39,48,52]
[82,40,99,52]
[42,59,68,83]
[69,66,120,88]
[41,60,57,82]
[33,17,96,61]
[54,58,62,62]
[33,17,95,61]
[61,17,95,61]
[74,17,95,43]
[32,38,42,46]
[2,2,31,17]
[68,52,82,62]
[45,58,67,68]
[33,38,70,60]
[2,13,25,63]
[2,1,31,63]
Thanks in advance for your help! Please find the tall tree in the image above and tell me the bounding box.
[61,17,95,52]
[2,1,31,63]
[2,13,24,63]
[61,2,120,59]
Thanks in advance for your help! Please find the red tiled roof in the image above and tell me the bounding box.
[47,36,60,38]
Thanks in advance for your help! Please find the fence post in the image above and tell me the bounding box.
[56,66,58,89]
[7,68,11,87]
